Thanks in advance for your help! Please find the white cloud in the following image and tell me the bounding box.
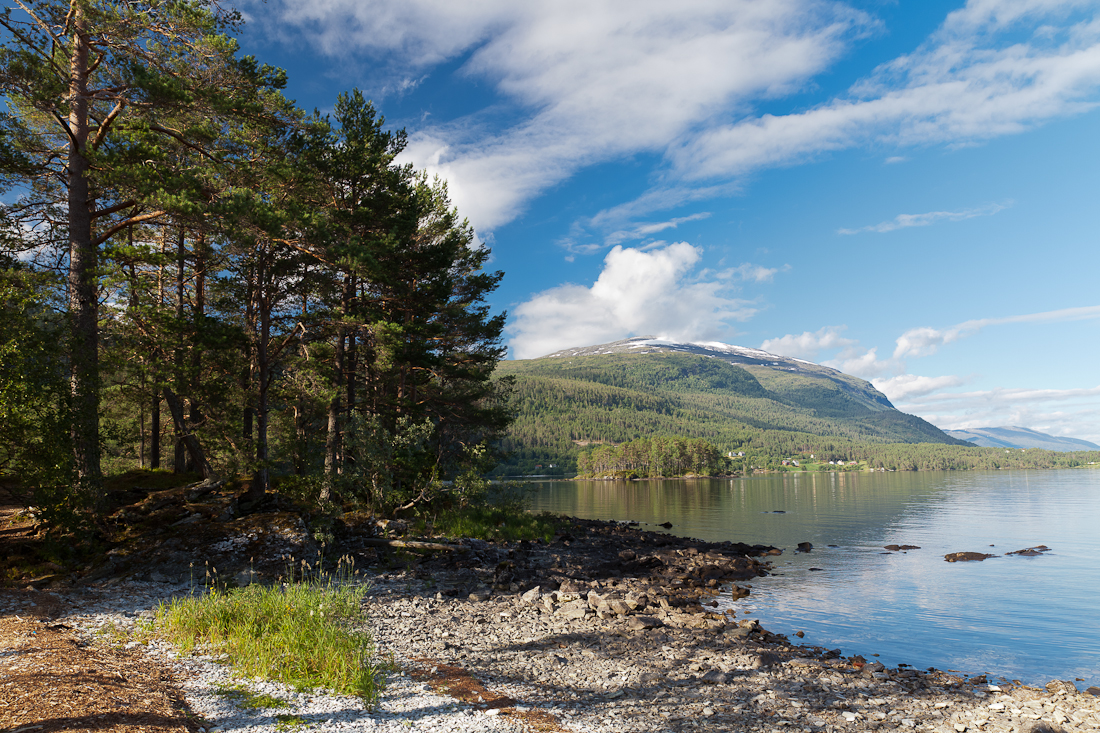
[508,242,756,359]
[721,262,789,283]
[837,203,1006,234]
[873,374,968,401]
[253,0,871,232]
[760,326,858,360]
[761,326,900,378]
[601,213,713,249]
[897,384,1100,443]
[884,155,908,164]
[893,304,1100,358]
[669,2,1100,180]
[253,1,1100,237]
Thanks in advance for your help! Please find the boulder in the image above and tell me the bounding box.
[944,552,996,562]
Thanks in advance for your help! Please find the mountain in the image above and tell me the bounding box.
[492,337,966,475]
[944,426,1100,452]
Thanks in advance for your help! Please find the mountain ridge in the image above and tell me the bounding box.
[944,426,1100,452]
[494,336,965,475]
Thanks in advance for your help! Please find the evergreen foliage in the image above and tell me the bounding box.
[0,2,512,530]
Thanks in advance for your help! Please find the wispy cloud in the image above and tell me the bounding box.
[252,1,1100,236]
[893,304,1100,358]
[837,203,1006,234]
[508,242,755,359]
[896,384,1100,443]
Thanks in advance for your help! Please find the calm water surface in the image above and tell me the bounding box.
[524,470,1100,687]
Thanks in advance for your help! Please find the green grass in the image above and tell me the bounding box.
[213,682,290,711]
[417,504,558,542]
[156,556,382,706]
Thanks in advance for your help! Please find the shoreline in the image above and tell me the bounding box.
[4,514,1100,732]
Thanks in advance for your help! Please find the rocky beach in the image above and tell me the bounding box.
[4,502,1100,733]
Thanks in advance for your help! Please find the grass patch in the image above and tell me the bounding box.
[213,682,289,711]
[275,714,309,731]
[423,504,558,542]
[156,556,382,706]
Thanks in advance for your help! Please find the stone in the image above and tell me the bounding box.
[944,552,997,562]
[628,615,665,631]
[701,670,728,684]
[1084,686,1100,696]
[468,587,492,602]
[796,542,813,553]
[557,599,590,620]
[752,652,779,669]
[520,586,541,604]
[1017,723,1064,733]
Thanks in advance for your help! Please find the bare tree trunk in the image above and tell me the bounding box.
[66,7,102,500]
[163,387,215,480]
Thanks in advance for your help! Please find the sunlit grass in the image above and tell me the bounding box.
[418,505,558,543]
[156,556,382,706]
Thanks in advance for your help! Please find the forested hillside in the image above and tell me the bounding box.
[492,338,968,475]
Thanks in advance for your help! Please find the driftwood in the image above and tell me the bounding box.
[359,538,466,551]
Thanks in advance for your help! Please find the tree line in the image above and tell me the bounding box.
[0,0,511,533]
[576,437,728,478]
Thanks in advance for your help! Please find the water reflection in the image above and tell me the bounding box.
[525,470,1100,687]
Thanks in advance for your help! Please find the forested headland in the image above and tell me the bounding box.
[0,0,512,537]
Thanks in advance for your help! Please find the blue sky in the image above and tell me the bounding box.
[237,0,1100,442]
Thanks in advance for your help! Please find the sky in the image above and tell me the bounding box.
[236,0,1100,443]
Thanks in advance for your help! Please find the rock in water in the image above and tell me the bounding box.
[944,552,997,562]
[796,542,813,553]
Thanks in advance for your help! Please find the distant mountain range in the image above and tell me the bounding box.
[944,426,1100,452]
[493,337,967,475]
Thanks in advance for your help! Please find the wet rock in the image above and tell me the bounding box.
[885,544,921,551]
[658,521,673,529]
[1008,545,1052,556]
[944,552,997,562]
[1045,680,1077,695]
[796,542,813,552]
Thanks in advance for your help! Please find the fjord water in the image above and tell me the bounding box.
[525,470,1100,687]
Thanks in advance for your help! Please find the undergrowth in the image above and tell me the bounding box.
[156,556,382,706]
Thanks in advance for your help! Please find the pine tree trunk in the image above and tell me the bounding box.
[150,390,161,469]
[163,387,215,479]
[66,8,102,500]
[322,275,350,500]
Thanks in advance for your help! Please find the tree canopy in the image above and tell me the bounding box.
[0,0,512,533]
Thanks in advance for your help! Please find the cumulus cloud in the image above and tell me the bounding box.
[837,203,1006,234]
[761,326,900,378]
[760,326,859,361]
[508,242,756,359]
